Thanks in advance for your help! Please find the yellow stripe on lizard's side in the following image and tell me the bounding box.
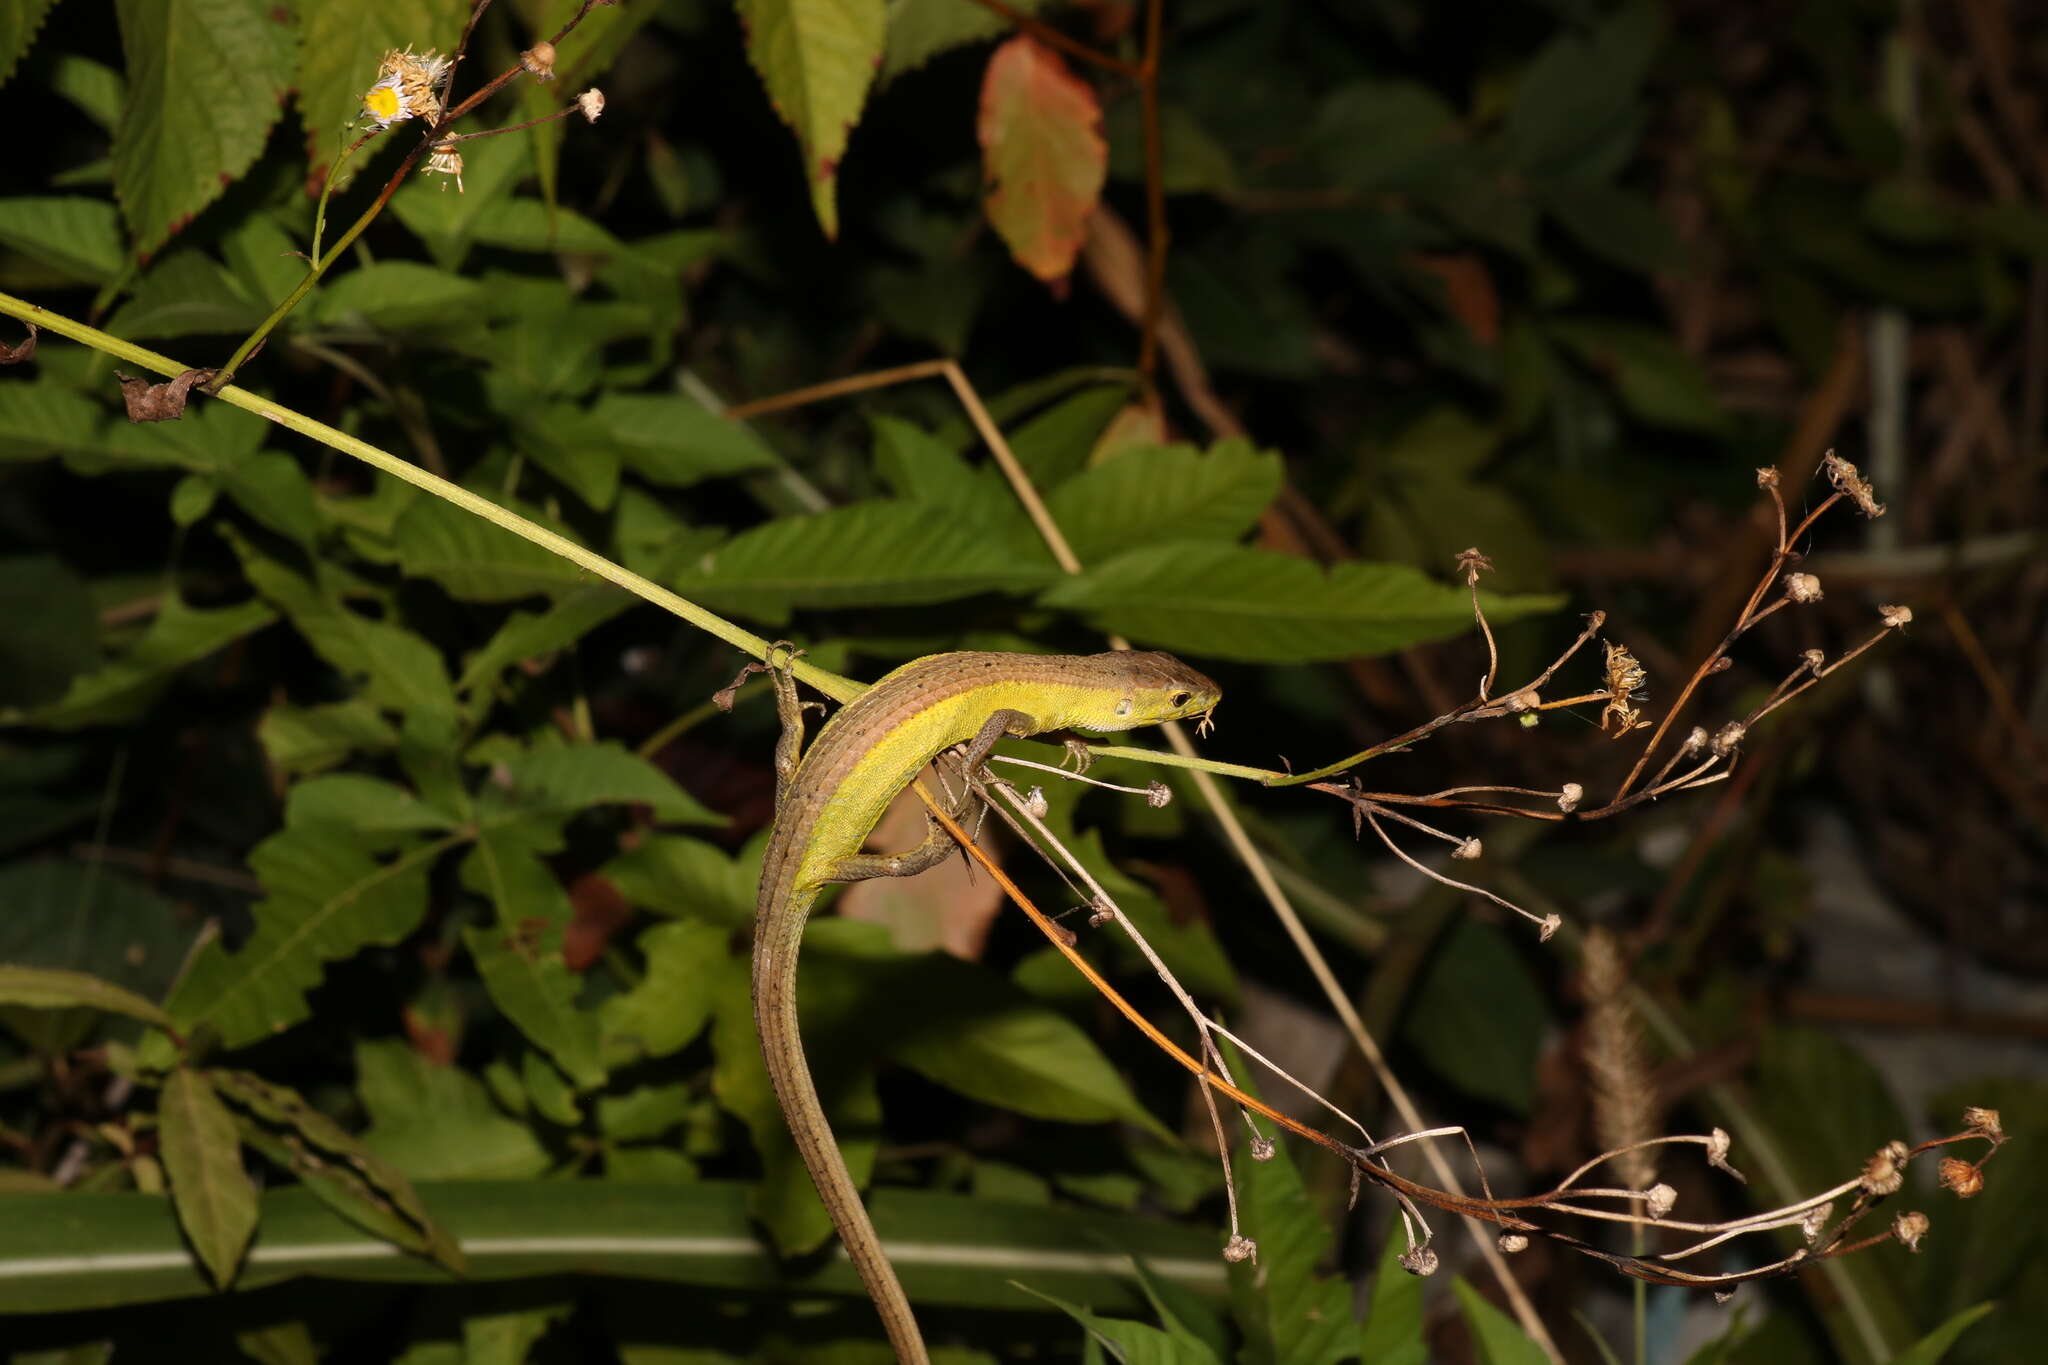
[751,649,1220,1365]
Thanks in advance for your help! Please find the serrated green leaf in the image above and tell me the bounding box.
[0,863,187,1053]
[158,1068,257,1287]
[392,494,591,602]
[49,53,127,132]
[600,918,727,1065]
[258,699,398,776]
[215,1067,466,1272]
[0,0,60,90]
[3,593,275,730]
[310,261,486,331]
[112,0,298,253]
[354,1039,552,1182]
[0,379,105,462]
[102,250,265,339]
[737,0,884,238]
[1401,918,1545,1115]
[492,742,722,826]
[675,499,1059,623]
[461,835,605,1088]
[1007,384,1133,486]
[1226,1130,1353,1365]
[235,543,457,715]
[164,827,440,1048]
[1452,1279,1550,1365]
[601,832,758,929]
[93,390,264,470]
[874,955,1169,1138]
[1040,542,1560,663]
[1045,439,1282,563]
[0,965,173,1031]
[388,129,531,268]
[596,1082,693,1144]
[591,391,779,487]
[294,0,466,190]
[0,196,125,282]
[468,199,621,255]
[456,585,633,693]
[1311,80,1460,193]
[284,773,459,837]
[1504,2,1660,179]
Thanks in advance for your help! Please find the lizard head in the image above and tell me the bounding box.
[1095,651,1221,736]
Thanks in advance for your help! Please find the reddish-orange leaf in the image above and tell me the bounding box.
[977,35,1107,286]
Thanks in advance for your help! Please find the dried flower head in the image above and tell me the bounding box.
[1682,726,1710,756]
[577,88,606,122]
[1710,721,1746,757]
[1600,642,1649,736]
[362,47,451,130]
[1878,603,1913,629]
[1020,786,1049,819]
[1822,450,1886,518]
[1399,1244,1439,1276]
[1452,837,1482,861]
[1145,780,1172,809]
[1249,1135,1275,1162]
[1499,1232,1529,1254]
[522,41,557,81]
[1963,1106,2002,1141]
[1861,1139,1910,1196]
[1801,648,1826,671]
[1893,1210,1929,1252]
[1645,1183,1677,1219]
[1938,1157,1983,1198]
[1505,687,1541,713]
[1783,572,1823,604]
[1087,897,1114,929]
[1756,466,1781,489]
[1705,1127,1743,1181]
[1455,546,1494,585]
[1558,782,1583,813]
[424,140,464,192]
[1222,1233,1257,1263]
[1800,1202,1833,1244]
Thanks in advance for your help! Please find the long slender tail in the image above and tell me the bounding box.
[753,896,930,1364]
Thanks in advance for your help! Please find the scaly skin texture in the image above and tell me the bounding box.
[754,650,1220,1364]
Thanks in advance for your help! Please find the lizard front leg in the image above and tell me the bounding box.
[825,708,1033,883]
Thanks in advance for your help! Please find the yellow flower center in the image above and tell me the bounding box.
[363,85,404,124]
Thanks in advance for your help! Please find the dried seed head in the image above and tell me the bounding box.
[1452,837,1482,861]
[1498,1232,1529,1254]
[424,142,465,192]
[1249,1135,1275,1162]
[1538,913,1561,942]
[1822,451,1886,518]
[1963,1106,2002,1140]
[1893,1211,1930,1252]
[1021,786,1049,819]
[1558,782,1584,813]
[1682,726,1710,755]
[1645,1183,1677,1219]
[1505,687,1541,713]
[577,88,606,122]
[1145,780,1172,808]
[1087,897,1115,929]
[1861,1139,1910,1196]
[1801,648,1826,671]
[1938,1157,1984,1198]
[1222,1234,1257,1263]
[1455,546,1494,584]
[1399,1244,1439,1277]
[1600,642,1649,736]
[1783,572,1823,603]
[1710,721,1746,757]
[1705,1128,1743,1181]
[1800,1202,1833,1244]
[1879,603,1913,629]
[1714,1289,1739,1305]
[1756,466,1781,489]
[522,42,557,80]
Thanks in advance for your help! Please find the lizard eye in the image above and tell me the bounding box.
[1170,691,1191,708]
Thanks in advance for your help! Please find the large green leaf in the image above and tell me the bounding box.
[882,0,1049,78]
[1503,2,1660,179]
[157,1068,257,1288]
[674,499,1060,623]
[589,391,779,487]
[0,863,187,1053]
[0,965,172,1031]
[455,585,635,694]
[163,826,442,1048]
[0,1180,1226,1315]
[0,554,99,708]
[489,742,722,827]
[1400,917,1546,1115]
[600,919,727,1066]
[1016,1282,1222,1364]
[0,196,125,282]
[111,0,298,253]
[393,494,592,603]
[101,250,266,339]
[257,699,399,777]
[1044,439,1283,564]
[214,1066,466,1272]
[355,1038,552,1182]
[736,0,884,238]
[0,379,105,462]
[1040,542,1560,663]
[460,835,605,1089]
[1453,1279,1550,1364]
[236,544,457,716]
[1357,1228,1428,1365]
[294,0,468,190]
[0,0,60,89]
[1888,1305,1996,1365]
[3,593,276,730]
[1226,1130,1353,1365]
[1549,319,1729,434]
